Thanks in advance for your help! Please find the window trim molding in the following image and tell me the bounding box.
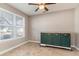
[0,8,24,18]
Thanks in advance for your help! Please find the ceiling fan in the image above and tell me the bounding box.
[28,3,56,12]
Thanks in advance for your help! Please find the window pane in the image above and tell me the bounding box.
[0,10,1,17]
[0,9,25,40]
[0,26,13,40]
[0,17,10,26]
[0,11,13,25]
[16,16,24,26]
[0,27,1,40]
[0,34,1,40]
[16,27,24,37]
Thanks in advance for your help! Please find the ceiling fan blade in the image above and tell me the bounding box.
[45,3,56,5]
[35,8,39,12]
[44,7,48,11]
[28,3,38,5]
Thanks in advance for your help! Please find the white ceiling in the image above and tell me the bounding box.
[8,3,79,16]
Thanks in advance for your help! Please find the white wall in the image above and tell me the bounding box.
[0,4,29,52]
[74,5,79,48]
[29,9,75,45]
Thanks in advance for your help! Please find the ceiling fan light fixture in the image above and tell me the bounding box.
[28,3,56,12]
[39,4,45,10]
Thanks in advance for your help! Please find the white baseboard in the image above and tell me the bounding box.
[71,45,79,50]
[29,40,40,43]
[74,46,79,50]
[0,41,29,55]
[75,47,79,50]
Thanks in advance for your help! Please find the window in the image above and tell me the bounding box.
[0,26,13,40]
[16,27,24,37]
[0,8,25,40]
[15,15,25,38]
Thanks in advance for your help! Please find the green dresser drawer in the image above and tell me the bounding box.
[41,33,51,44]
[50,34,60,46]
[60,33,71,47]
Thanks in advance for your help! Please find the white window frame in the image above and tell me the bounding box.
[0,8,25,40]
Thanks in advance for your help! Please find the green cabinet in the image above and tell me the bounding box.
[60,33,70,47]
[50,34,60,46]
[41,33,71,48]
[41,33,52,45]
